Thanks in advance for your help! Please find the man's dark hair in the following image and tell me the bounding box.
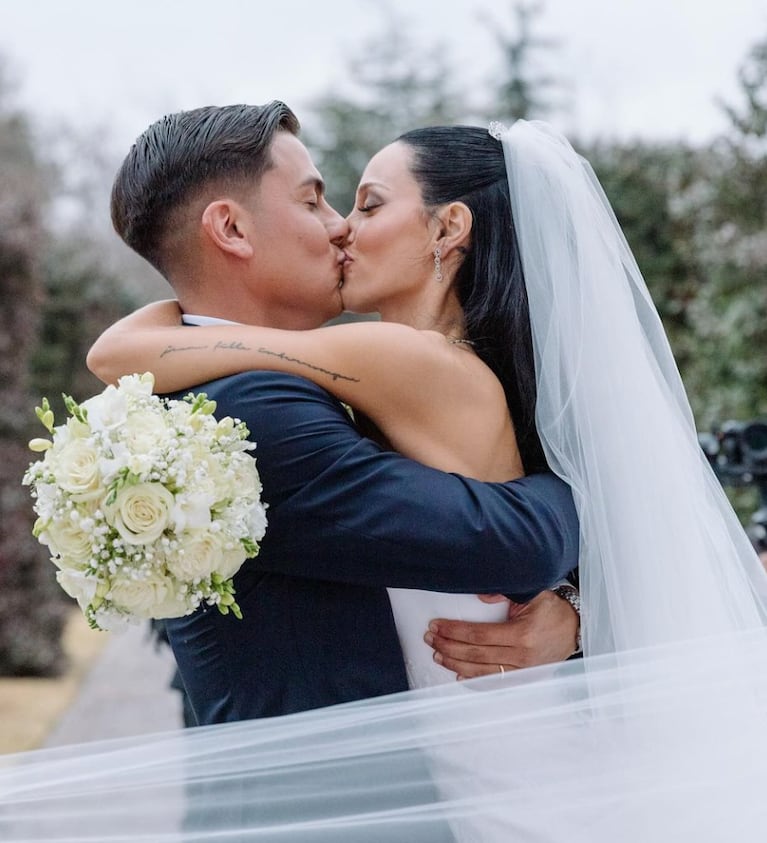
[397,125,546,474]
[111,101,299,276]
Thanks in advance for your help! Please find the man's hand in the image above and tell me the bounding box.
[424,590,579,679]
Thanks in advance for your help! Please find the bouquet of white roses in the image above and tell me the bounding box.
[22,373,267,631]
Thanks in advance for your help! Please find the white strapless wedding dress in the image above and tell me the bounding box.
[387,588,509,688]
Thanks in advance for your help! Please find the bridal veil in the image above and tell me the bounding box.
[3,121,767,842]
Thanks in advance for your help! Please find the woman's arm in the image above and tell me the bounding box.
[87,301,481,456]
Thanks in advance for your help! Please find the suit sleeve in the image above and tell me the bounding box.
[203,372,579,602]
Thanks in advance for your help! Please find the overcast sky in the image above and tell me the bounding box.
[1,0,766,156]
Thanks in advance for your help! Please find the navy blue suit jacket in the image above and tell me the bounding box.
[165,372,579,725]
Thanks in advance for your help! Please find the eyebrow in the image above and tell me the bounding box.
[356,180,388,193]
[298,176,325,195]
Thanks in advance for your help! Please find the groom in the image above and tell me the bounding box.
[108,102,580,726]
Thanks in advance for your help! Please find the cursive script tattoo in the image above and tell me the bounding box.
[214,340,252,352]
[160,344,209,358]
[159,340,253,359]
[257,347,360,383]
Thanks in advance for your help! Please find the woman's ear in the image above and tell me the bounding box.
[200,200,255,260]
[435,201,473,258]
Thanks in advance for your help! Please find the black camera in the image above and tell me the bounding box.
[699,420,767,484]
[699,419,767,553]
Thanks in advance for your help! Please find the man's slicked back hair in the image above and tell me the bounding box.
[111,101,299,275]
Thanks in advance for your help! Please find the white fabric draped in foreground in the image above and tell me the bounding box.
[3,631,767,841]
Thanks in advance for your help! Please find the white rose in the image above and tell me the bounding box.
[106,482,174,545]
[191,448,228,498]
[119,409,171,455]
[229,454,262,500]
[53,438,103,502]
[217,544,248,580]
[45,519,93,565]
[167,530,225,581]
[108,571,187,619]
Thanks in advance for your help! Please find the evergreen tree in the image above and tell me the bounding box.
[304,7,467,212]
[481,1,561,120]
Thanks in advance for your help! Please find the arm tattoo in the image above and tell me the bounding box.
[158,340,359,384]
[159,340,251,358]
[160,344,209,358]
[213,340,252,352]
[257,347,360,383]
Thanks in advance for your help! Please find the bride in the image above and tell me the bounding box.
[6,120,767,841]
[87,122,572,690]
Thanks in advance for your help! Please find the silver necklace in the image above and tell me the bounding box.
[447,338,475,347]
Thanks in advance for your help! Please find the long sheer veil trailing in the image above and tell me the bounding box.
[500,120,767,653]
[3,121,767,842]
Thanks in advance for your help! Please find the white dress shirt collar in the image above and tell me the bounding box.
[182,314,241,327]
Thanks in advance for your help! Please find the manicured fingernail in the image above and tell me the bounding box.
[433,652,443,664]
[428,621,438,633]
[424,632,434,645]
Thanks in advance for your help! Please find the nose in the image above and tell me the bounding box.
[342,209,357,245]
[323,205,349,246]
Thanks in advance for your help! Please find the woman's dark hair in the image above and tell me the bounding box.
[397,125,547,473]
[111,101,299,276]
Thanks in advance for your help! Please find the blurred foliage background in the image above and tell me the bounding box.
[1,2,764,675]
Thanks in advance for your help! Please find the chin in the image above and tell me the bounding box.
[337,285,374,315]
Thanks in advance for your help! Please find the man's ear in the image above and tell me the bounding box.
[435,201,472,258]
[200,199,255,259]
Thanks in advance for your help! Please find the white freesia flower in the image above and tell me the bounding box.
[98,442,131,485]
[64,416,91,441]
[56,569,100,611]
[115,372,155,398]
[82,384,129,433]
[25,376,266,630]
[172,491,215,533]
[247,502,269,544]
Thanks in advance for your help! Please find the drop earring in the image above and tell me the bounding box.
[433,247,443,282]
